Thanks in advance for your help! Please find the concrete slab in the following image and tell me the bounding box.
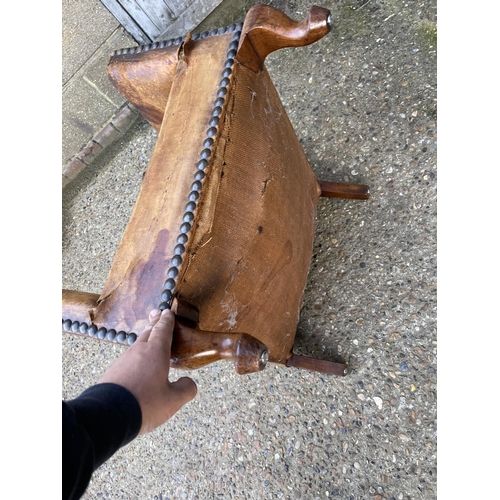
[62,77,117,164]
[62,26,137,165]
[82,30,137,107]
[62,0,119,85]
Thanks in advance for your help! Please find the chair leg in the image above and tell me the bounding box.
[286,353,348,376]
[171,297,200,323]
[318,180,370,200]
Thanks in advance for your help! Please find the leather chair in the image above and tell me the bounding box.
[62,4,369,376]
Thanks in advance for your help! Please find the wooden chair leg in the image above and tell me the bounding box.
[171,297,200,323]
[170,318,269,374]
[237,5,331,72]
[62,288,269,374]
[318,180,370,200]
[286,354,348,376]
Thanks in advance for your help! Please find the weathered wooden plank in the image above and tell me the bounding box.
[118,0,165,39]
[101,0,225,42]
[101,0,152,44]
[157,0,224,39]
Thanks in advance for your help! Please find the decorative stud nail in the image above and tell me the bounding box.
[127,333,137,345]
[184,210,195,222]
[180,221,192,233]
[178,232,189,244]
[191,181,202,192]
[106,329,117,341]
[200,148,211,160]
[97,327,107,340]
[194,170,205,182]
[224,59,234,68]
[63,319,72,331]
[203,137,214,148]
[196,159,208,170]
[164,278,176,290]
[207,127,217,137]
[188,191,200,202]
[209,116,220,127]
[167,267,179,278]
[227,49,237,59]
[217,88,227,98]
[161,289,173,302]
[71,321,80,333]
[88,325,98,337]
[116,331,127,343]
[210,28,218,36]
[222,68,232,78]
[79,323,88,334]
[174,244,185,255]
[171,255,182,267]
[184,203,197,215]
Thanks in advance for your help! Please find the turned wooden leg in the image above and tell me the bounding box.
[286,354,348,376]
[171,318,269,374]
[237,4,332,72]
[318,180,370,200]
[62,289,100,326]
[62,300,269,375]
[171,297,200,323]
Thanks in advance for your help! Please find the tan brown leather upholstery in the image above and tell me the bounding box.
[63,6,357,376]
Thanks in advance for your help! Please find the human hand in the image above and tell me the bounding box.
[98,309,197,434]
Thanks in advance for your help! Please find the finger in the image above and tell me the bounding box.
[149,308,161,321]
[167,377,198,413]
[137,309,162,342]
[148,309,176,350]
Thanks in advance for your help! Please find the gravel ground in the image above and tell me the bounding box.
[62,1,437,498]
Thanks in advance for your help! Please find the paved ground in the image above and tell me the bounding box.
[62,0,437,498]
[62,0,137,169]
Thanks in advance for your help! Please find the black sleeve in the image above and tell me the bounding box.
[62,383,142,500]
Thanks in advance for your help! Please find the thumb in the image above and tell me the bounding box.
[148,309,175,348]
[168,376,198,411]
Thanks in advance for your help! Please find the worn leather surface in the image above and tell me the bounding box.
[67,31,320,366]
[92,34,234,334]
[107,45,179,131]
[177,61,319,364]
[62,290,99,324]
